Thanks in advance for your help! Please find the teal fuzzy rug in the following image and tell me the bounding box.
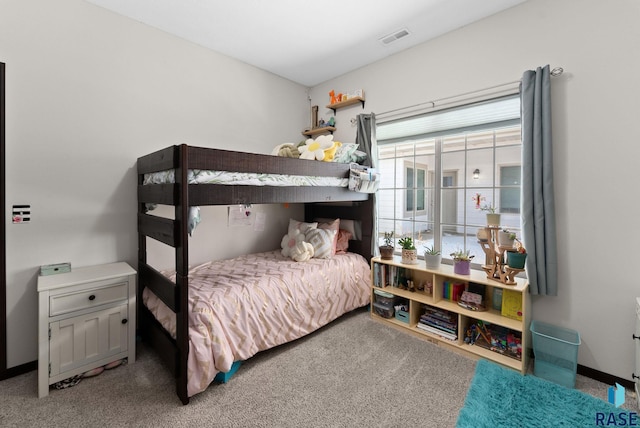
[457,360,635,428]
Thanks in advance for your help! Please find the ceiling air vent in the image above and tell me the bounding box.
[380,28,410,45]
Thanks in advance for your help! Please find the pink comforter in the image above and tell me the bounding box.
[142,250,371,397]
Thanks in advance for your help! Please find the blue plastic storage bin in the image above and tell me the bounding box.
[530,320,581,388]
[395,310,409,324]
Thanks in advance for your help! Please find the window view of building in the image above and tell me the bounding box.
[376,95,522,264]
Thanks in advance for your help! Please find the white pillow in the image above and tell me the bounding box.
[288,219,317,236]
[315,217,360,240]
[305,229,337,259]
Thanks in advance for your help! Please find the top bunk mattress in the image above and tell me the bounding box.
[143,169,349,187]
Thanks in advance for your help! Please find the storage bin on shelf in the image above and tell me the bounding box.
[394,298,410,324]
[374,289,396,306]
[373,301,394,318]
[530,320,581,388]
[395,310,409,323]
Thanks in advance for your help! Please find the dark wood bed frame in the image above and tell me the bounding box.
[137,144,373,404]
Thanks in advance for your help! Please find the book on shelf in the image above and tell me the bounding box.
[419,320,457,336]
[416,323,458,341]
[457,291,486,311]
[442,281,465,301]
[419,315,457,331]
[419,305,458,339]
[421,309,456,321]
[501,289,523,321]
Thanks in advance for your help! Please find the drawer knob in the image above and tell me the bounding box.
[634,334,640,340]
[121,319,128,325]
[88,295,96,301]
[634,373,640,380]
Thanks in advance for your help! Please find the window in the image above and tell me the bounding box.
[499,165,521,214]
[376,95,522,263]
[405,164,426,214]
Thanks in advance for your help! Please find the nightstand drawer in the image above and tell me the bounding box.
[50,282,128,316]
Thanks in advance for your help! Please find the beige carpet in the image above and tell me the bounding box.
[0,308,629,427]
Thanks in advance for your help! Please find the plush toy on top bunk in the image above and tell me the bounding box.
[298,135,341,161]
[271,137,366,165]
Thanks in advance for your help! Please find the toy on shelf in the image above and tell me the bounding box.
[479,226,525,285]
[329,90,342,105]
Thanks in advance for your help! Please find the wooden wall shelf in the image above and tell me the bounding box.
[326,96,365,113]
[302,126,335,137]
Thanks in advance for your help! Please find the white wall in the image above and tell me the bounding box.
[310,0,640,380]
[1,0,308,367]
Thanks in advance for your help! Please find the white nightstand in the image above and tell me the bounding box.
[37,262,136,398]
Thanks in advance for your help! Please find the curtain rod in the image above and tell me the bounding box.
[376,66,564,120]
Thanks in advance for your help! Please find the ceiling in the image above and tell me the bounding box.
[86,0,527,87]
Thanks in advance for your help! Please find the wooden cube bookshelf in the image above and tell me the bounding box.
[370,256,530,373]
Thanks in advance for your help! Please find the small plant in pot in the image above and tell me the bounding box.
[379,231,395,260]
[507,240,527,269]
[498,229,517,248]
[481,205,500,227]
[423,245,441,270]
[450,249,474,275]
[472,193,500,227]
[398,236,419,265]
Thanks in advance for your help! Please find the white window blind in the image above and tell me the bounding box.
[377,96,520,144]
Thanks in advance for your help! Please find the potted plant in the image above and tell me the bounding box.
[423,245,441,270]
[498,229,516,248]
[481,205,500,227]
[507,240,527,269]
[379,231,394,260]
[398,236,418,265]
[472,193,500,227]
[450,249,474,275]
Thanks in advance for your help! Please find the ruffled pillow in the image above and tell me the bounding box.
[336,229,353,254]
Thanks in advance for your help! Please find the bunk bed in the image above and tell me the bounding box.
[137,144,374,404]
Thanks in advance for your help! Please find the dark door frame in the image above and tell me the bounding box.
[1,62,6,380]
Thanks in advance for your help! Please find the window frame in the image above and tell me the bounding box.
[375,95,523,265]
[404,162,427,216]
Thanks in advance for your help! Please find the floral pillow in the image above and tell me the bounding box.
[281,229,315,262]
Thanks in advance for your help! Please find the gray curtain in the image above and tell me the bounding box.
[356,113,377,168]
[521,65,558,296]
[355,113,377,256]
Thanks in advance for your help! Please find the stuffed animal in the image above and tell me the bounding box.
[299,135,338,161]
[281,229,315,262]
[322,141,341,162]
[277,144,300,158]
[270,143,301,158]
